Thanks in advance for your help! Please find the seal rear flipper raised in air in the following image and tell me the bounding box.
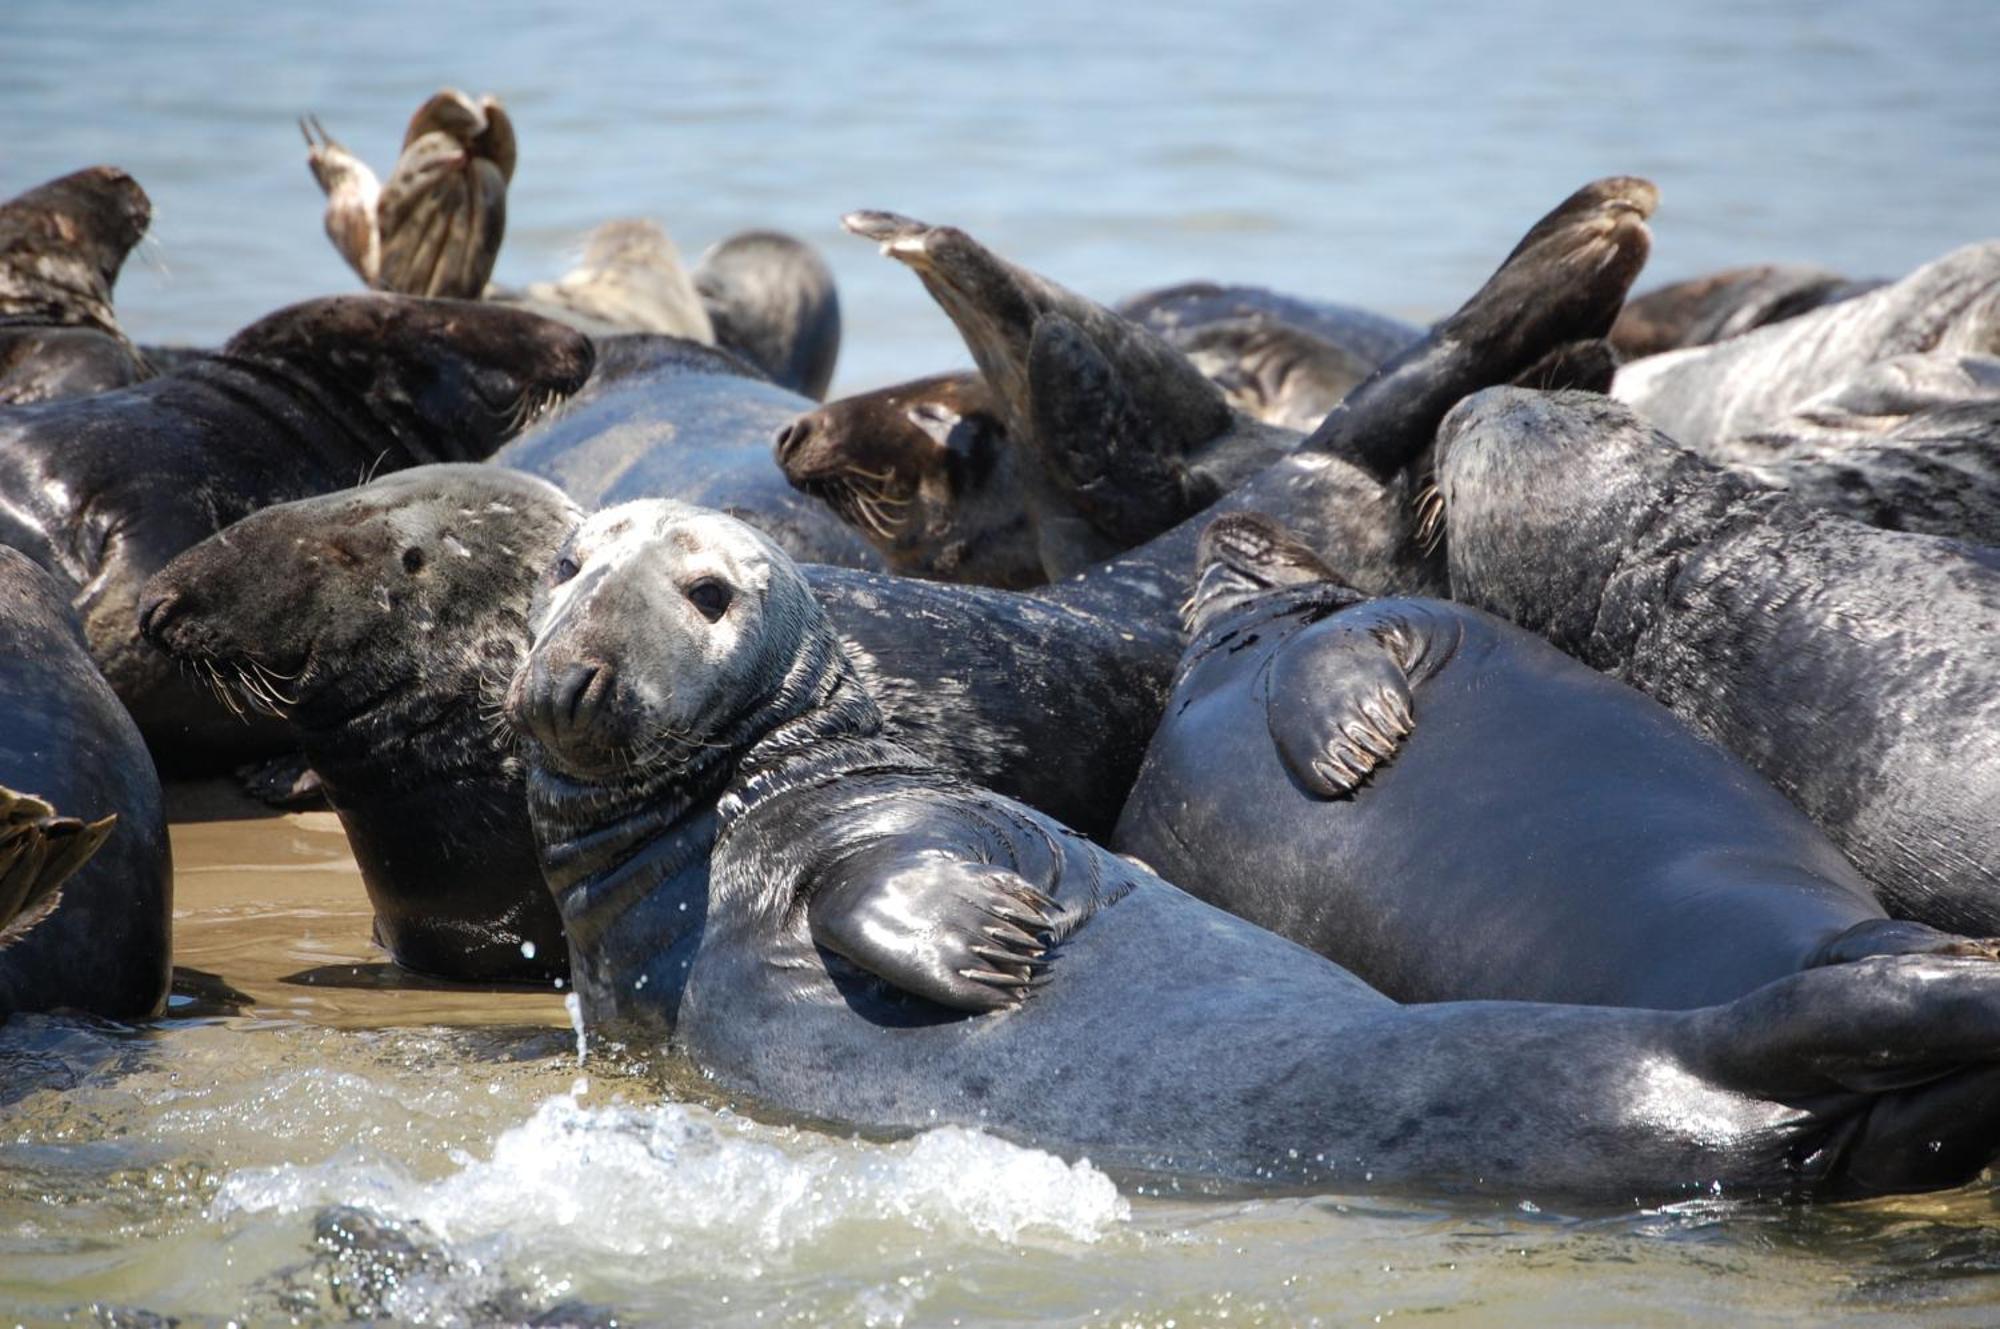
[807,845,1059,1013]
[0,786,115,943]
[1304,176,1656,482]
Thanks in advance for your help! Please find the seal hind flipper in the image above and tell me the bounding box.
[0,785,115,943]
[1261,611,1421,798]
[1027,311,1216,546]
[808,849,1059,1012]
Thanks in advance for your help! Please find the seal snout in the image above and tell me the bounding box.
[508,649,620,767]
[136,587,188,648]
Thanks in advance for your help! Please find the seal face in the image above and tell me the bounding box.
[0,293,593,771]
[1613,241,2000,451]
[1438,387,2000,937]
[0,166,154,404]
[495,333,883,570]
[506,499,2000,1203]
[139,465,578,981]
[775,371,1040,586]
[0,546,170,1018]
[1116,511,1993,1011]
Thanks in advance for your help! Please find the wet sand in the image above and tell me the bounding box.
[164,780,570,1032]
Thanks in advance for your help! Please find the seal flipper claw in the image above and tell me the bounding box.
[1263,613,1425,799]
[809,852,1054,1012]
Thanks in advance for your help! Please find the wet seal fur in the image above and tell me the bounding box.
[140,466,577,982]
[1613,241,2000,451]
[0,166,155,404]
[0,293,593,772]
[1115,512,1995,1010]
[1438,387,2000,936]
[0,546,170,1018]
[508,499,2000,1202]
[495,334,881,569]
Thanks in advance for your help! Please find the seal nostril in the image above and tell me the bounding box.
[775,418,813,467]
[559,661,605,730]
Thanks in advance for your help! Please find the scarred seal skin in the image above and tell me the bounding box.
[0,293,593,772]
[139,466,577,982]
[0,166,155,404]
[507,499,2000,1204]
[1613,241,2000,451]
[495,333,882,570]
[1115,511,1995,1011]
[0,546,169,1019]
[1437,387,2000,937]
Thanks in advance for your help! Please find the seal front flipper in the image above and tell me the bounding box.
[1028,311,1215,546]
[0,785,115,942]
[808,846,1059,1012]
[1263,609,1421,798]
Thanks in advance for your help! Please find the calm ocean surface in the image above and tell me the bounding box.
[5,3,2000,1324]
[5,0,1996,391]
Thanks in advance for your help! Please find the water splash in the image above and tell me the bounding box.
[212,1089,1129,1271]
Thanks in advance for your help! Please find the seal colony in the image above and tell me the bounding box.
[5,104,2000,1216]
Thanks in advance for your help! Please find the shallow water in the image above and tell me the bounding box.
[2,807,2000,1325]
[4,1,1998,392]
[6,2,2000,1322]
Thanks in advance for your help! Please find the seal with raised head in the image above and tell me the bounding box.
[1115,511,1995,1010]
[0,166,154,405]
[506,499,2000,1202]
[1610,264,1882,360]
[495,333,880,569]
[0,293,593,771]
[304,88,515,299]
[1613,241,2000,451]
[142,169,1649,922]
[693,230,842,400]
[139,466,577,982]
[1438,386,2000,937]
[0,545,170,1019]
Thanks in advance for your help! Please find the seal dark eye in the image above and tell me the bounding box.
[401,546,426,575]
[551,555,580,585]
[686,577,733,622]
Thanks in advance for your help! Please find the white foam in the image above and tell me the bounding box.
[211,1090,1128,1272]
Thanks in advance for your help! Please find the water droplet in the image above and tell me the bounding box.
[520,940,538,959]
